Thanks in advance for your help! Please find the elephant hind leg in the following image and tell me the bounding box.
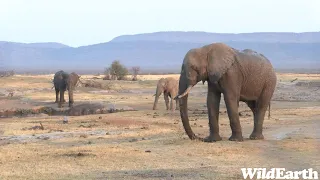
[246,101,256,116]
[249,98,270,140]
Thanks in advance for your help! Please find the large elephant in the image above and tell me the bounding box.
[153,77,179,111]
[53,70,80,108]
[174,43,277,142]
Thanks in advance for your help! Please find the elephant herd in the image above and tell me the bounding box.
[53,42,277,142]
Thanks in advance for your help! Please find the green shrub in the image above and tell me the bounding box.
[104,60,128,80]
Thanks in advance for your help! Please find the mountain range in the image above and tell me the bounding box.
[0,31,319,74]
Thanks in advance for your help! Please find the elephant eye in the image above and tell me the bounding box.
[191,64,199,72]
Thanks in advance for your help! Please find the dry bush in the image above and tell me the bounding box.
[103,68,112,80]
[131,66,140,81]
[103,74,118,80]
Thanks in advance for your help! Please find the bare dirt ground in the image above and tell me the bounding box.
[0,73,319,180]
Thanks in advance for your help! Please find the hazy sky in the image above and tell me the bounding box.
[1,0,319,47]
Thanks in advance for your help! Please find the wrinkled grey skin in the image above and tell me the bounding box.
[175,43,277,142]
[242,49,272,119]
[53,70,80,108]
[153,77,179,111]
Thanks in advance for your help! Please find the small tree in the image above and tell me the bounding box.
[103,67,111,80]
[104,60,128,80]
[131,66,140,81]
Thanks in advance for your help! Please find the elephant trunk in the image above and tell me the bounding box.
[177,75,202,141]
[68,88,73,107]
[152,95,159,110]
[152,87,162,110]
[179,95,201,140]
[67,82,74,107]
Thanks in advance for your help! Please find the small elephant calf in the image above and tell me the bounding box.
[152,77,179,111]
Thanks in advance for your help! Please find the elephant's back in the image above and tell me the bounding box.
[239,49,270,62]
[54,71,69,80]
[236,50,277,89]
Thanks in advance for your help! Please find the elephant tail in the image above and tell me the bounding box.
[268,103,271,119]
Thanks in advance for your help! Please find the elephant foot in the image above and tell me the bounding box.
[58,104,63,108]
[62,99,66,103]
[203,134,222,142]
[229,133,244,142]
[69,103,73,108]
[54,100,58,103]
[249,132,264,140]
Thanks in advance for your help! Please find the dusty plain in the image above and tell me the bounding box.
[0,73,319,180]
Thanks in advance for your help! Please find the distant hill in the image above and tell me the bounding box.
[0,41,69,49]
[111,31,320,43]
[0,31,319,73]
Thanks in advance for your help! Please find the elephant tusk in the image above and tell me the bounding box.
[174,85,193,100]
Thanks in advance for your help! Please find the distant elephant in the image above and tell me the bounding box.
[153,77,179,111]
[174,43,277,142]
[53,70,80,108]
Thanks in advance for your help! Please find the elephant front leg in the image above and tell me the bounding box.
[224,93,243,142]
[170,97,175,111]
[55,89,59,103]
[58,90,64,108]
[204,87,222,142]
[164,94,169,110]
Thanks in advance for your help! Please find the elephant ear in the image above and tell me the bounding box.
[163,81,168,90]
[207,44,237,82]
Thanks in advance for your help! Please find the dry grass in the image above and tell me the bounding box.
[0,73,319,179]
[278,139,320,152]
[277,73,320,81]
